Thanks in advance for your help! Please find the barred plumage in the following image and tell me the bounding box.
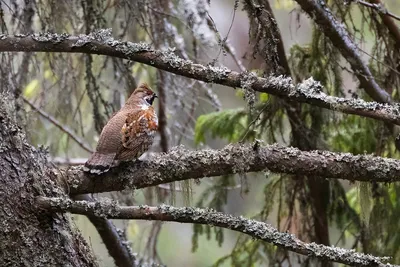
[83,83,158,175]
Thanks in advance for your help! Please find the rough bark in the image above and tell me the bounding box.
[0,33,400,125]
[65,143,400,195]
[0,92,97,266]
[36,197,395,267]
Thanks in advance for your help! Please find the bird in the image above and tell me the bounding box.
[83,83,158,174]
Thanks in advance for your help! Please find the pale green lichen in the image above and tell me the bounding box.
[296,77,323,95]
[31,32,70,43]
[239,72,258,112]
[159,50,193,69]
[205,65,231,81]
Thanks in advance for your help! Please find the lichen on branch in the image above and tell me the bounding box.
[36,196,395,267]
[0,33,400,125]
[63,142,400,195]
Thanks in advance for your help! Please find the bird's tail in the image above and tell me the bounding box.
[83,152,116,175]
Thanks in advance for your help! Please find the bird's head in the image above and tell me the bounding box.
[128,83,158,106]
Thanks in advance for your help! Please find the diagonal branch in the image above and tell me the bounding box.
[294,0,391,103]
[357,0,400,48]
[36,197,395,267]
[1,33,400,125]
[64,143,400,195]
[354,0,400,22]
[23,96,94,153]
[72,194,139,267]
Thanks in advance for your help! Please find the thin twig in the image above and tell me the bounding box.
[206,15,246,72]
[22,96,94,153]
[240,101,271,142]
[359,0,400,48]
[295,0,391,103]
[353,0,400,21]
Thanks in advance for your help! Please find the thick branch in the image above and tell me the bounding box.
[65,143,400,195]
[36,197,395,267]
[1,33,400,125]
[294,0,391,103]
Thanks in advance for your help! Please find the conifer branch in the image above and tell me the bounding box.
[294,0,391,104]
[36,197,395,267]
[1,33,400,125]
[64,143,400,195]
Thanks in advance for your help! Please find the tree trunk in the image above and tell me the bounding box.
[0,86,97,266]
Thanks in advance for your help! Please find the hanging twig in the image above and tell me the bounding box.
[22,96,94,153]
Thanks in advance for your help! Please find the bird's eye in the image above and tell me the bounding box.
[146,95,156,105]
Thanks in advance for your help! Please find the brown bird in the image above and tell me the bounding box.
[83,83,158,174]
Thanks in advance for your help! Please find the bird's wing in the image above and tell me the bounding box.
[119,108,158,159]
[95,111,128,154]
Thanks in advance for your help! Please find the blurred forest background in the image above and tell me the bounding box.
[2,0,400,266]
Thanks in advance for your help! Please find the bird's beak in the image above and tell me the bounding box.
[154,94,158,98]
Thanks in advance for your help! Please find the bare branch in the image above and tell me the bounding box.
[356,0,400,47]
[222,39,246,72]
[72,194,140,267]
[206,16,246,72]
[23,97,94,153]
[36,197,395,267]
[1,33,400,125]
[353,0,400,22]
[64,143,400,195]
[294,0,392,103]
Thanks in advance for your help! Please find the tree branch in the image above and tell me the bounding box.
[23,96,94,153]
[36,197,395,267]
[358,0,400,48]
[1,33,400,125]
[72,194,139,267]
[294,0,391,103]
[354,0,400,22]
[64,143,400,195]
